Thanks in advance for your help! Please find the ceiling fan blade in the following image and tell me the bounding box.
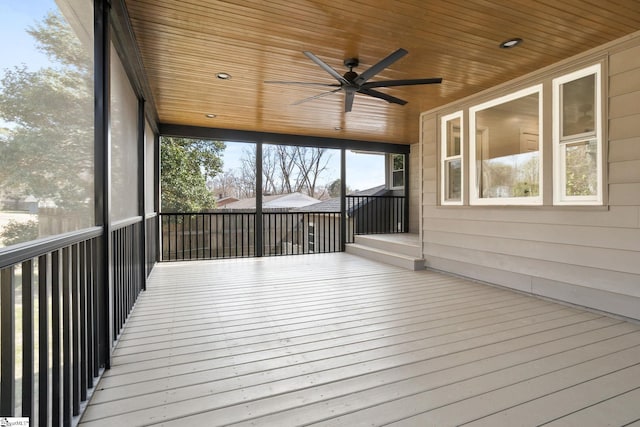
[354,48,408,85]
[292,88,342,105]
[362,78,443,88]
[303,51,350,85]
[265,81,341,88]
[358,88,408,105]
[344,91,355,113]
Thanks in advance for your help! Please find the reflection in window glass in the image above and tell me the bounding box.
[441,111,463,204]
[0,1,94,248]
[447,119,461,157]
[562,74,595,137]
[445,159,462,200]
[471,88,541,204]
[565,140,598,196]
[392,154,404,188]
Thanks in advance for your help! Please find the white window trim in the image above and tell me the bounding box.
[552,64,603,205]
[389,153,405,190]
[469,85,544,206]
[440,110,464,205]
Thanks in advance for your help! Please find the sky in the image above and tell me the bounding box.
[0,1,56,130]
[220,141,386,193]
[0,1,54,72]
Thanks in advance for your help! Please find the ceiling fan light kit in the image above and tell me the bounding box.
[265,48,442,113]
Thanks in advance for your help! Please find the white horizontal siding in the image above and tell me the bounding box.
[420,32,640,320]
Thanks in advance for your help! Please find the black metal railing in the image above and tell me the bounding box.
[0,216,151,424]
[263,212,341,256]
[345,195,405,242]
[159,195,406,261]
[160,212,256,261]
[0,228,106,425]
[160,211,342,261]
[145,214,158,276]
[111,218,145,342]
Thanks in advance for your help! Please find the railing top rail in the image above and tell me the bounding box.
[0,226,103,270]
[159,211,258,215]
[160,211,341,216]
[345,195,406,199]
[111,215,144,230]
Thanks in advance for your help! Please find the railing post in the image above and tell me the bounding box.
[256,142,263,257]
[94,0,112,370]
[154,133,161,263]
[21,260,35,419]
[138,98,147,290]
[340,148,346,251]
[403,152,410,233]
[0,267,15,416]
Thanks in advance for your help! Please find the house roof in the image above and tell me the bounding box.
[296,185,387,213]
[215,196,239,207]
[121,1,640,146]
[222,192,321,210]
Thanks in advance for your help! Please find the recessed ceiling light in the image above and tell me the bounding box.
[500,38,523,49]
[334,126,342,131]
[216,72,231,80]
[205,113,216,118]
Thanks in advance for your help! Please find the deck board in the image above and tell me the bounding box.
[80,253,640,426]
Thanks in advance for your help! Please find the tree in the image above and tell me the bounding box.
[325,178,352,198]
[160,137,225,212]
[0,11,94,214]
[234,145,332,197]
[294,146,331,197]
[210,170,239,198]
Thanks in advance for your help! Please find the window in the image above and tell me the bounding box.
[391,154,404,188]
[553,64,602,205]
[470,85,543,205]
[441,111,463,204]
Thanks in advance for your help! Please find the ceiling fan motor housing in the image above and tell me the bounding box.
[343,70,358,82]
[343,57,359,69]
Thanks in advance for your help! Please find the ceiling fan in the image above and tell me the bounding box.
[265,48,442,113]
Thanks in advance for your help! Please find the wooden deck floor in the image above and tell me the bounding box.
[80,253,640,426]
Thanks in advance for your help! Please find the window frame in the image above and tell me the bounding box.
[440,110,464,205]
[552,64,603,205]
[469,84,544,206]
[389,153,405,190]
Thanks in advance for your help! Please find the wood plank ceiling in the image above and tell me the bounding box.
[123,0,640,145]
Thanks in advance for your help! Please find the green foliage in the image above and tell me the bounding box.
[160,137,225,212]
[0,11,93,213]
[0,220,39,246]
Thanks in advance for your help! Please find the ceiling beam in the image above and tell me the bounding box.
[159,124,411,154]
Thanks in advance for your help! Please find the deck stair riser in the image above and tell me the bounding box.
[346,234,425,271]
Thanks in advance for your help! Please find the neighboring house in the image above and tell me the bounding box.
[214,196,239,207]
[221,192,320,211]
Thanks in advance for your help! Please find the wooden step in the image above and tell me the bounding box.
[353,234,421,258]
[346,243,425,271]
